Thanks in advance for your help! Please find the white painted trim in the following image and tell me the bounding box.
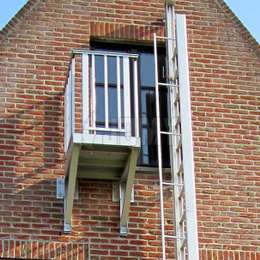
[123,57,131,137]
[176,14,199,260]
[73,49,138,58]
[82,53,89,134]
[133,59,139,138]
[91,54,96,129]
[71,58,75,134]
[73,133,140,148]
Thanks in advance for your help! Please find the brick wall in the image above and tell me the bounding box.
[0,0,259,259]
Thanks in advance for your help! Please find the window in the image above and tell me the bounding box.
[91,41,170,167]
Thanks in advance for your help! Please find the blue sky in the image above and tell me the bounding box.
[0,0,259,43]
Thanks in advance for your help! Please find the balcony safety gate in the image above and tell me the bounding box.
[63,50,140,235]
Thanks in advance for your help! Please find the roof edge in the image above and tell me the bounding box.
[0,0,39,43]
[216,0,260,57]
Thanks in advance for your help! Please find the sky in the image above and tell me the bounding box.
[0,0,259,43]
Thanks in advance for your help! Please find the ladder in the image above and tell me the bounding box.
[153,2,199,260]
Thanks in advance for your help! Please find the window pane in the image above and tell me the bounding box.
[109,86,118,127]
[91,43,169,167]
[140,53,155,87]
[95,55,104,84]
[108,56,117,85]
[96,85,105,127]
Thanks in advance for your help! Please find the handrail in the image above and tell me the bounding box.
[73,49,139,59]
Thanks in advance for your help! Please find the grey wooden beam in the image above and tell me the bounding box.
[119,148,139,236]
[64,144,81,233]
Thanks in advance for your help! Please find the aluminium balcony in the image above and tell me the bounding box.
[63,49,140,235]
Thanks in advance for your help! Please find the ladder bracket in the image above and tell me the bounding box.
[120,225,128,237]
[56,177,79,200]
[112,182,134,203]
[64,223,72,234]
[56,177,65,199]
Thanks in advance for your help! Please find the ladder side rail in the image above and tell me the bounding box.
[176,14,199,260]
[153,33,166,260]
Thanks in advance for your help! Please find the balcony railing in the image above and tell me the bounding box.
[64,50,140,153]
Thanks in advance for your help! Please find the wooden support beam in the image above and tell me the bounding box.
[64,144,81,233]
[119,148,139,236]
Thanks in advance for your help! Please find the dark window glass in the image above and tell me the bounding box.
[95,55,105,127]
[91,42,170,167]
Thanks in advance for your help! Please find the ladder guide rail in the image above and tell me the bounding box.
[154,2,199,259]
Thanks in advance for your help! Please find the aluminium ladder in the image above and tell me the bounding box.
[153,2,199,260]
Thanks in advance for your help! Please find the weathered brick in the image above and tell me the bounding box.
[0,0,259,259]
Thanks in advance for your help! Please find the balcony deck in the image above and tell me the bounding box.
[63,49,140,235]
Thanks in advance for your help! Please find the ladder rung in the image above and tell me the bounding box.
[174,67,178,80]
[178,186,185,200]
[176,139,182,150]
[165,235,185,240]
[172,47,177,60]
[158,82,177,88]
[179,211,186,225]
[162,182,183,187]
[177,163,183,175]
[175,116,181,129]
[174,91,180,105]
[160,131,181,136]
[180,239,187,250]
[156,35,176,41]
[169,67,178,82]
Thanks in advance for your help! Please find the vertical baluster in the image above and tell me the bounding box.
[91,54,96,130]
[82,53,89,134]
[123,56,131,137]
[133,58,139,138]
